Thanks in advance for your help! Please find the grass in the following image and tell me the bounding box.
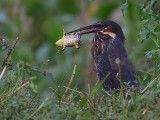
[0,59,160,119]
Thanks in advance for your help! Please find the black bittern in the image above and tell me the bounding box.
[67,20,139,91]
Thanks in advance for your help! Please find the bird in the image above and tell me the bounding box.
[66,20,139,91]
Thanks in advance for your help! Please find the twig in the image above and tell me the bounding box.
[8,81,30,97]
[142,109,147,115]
[0,65,7,80]
[62,64,77,100]
[1,81,30,104]
[0,37,19,71]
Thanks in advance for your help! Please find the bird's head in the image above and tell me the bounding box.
[67,20,125,43]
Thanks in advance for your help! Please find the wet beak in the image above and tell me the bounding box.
[66,22,104,36]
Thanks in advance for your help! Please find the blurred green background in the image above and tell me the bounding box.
[0,0,158,96]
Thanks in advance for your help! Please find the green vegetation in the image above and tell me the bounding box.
[0,0,160,119]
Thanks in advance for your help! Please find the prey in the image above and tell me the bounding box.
[56,28,82,53]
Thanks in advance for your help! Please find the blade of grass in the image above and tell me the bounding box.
[102,89,111,97]
[57,73,67,95]
[80,96,86,108]
[68,93,79,104]
[49,73,67,99]
[29,80,63,119]
[141,77,157,94]
[49,87,61,99]
[63,86,84,96]
[62,64,77,100]
[29,79,64,119]
[91,73,110,96]
[28,64,77,119]
[88,84,91,96]
[69,84,78,95]
[28,97,49,119]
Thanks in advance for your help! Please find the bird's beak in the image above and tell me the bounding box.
[66,22,104,36]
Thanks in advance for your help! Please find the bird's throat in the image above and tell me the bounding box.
[100,31,116,38]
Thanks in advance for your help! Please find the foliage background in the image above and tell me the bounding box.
[0,0,160,119]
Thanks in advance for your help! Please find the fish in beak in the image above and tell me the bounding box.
[55,22,104,53]
[55,28,82,53]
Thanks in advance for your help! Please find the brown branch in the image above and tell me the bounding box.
[0,37,19,71]
[62,64,77,101]
[8,81,30,97]
[1,81,30,103]
[0,65,7,80]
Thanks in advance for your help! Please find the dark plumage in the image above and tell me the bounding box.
[67,20,139,91]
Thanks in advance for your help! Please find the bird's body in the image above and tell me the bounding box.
[67,20,139,91]
[92,31,137,91]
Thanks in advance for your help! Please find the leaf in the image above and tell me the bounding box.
[80,96,86,108]
[98,106,107,112]
[139,4,144,9]
[154,26,160,32]
[148,23,155,31]
[151,33,159,47]
[139,28,146,35]
[146,10,152,15]
[141,19,148,24]
[146,32,151,39]
[69,110,77,116]
[144,49,159,58]
[121,0,128,17]
[30,82,34,89]
[151,32,157,40]
[143,74,148,81]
